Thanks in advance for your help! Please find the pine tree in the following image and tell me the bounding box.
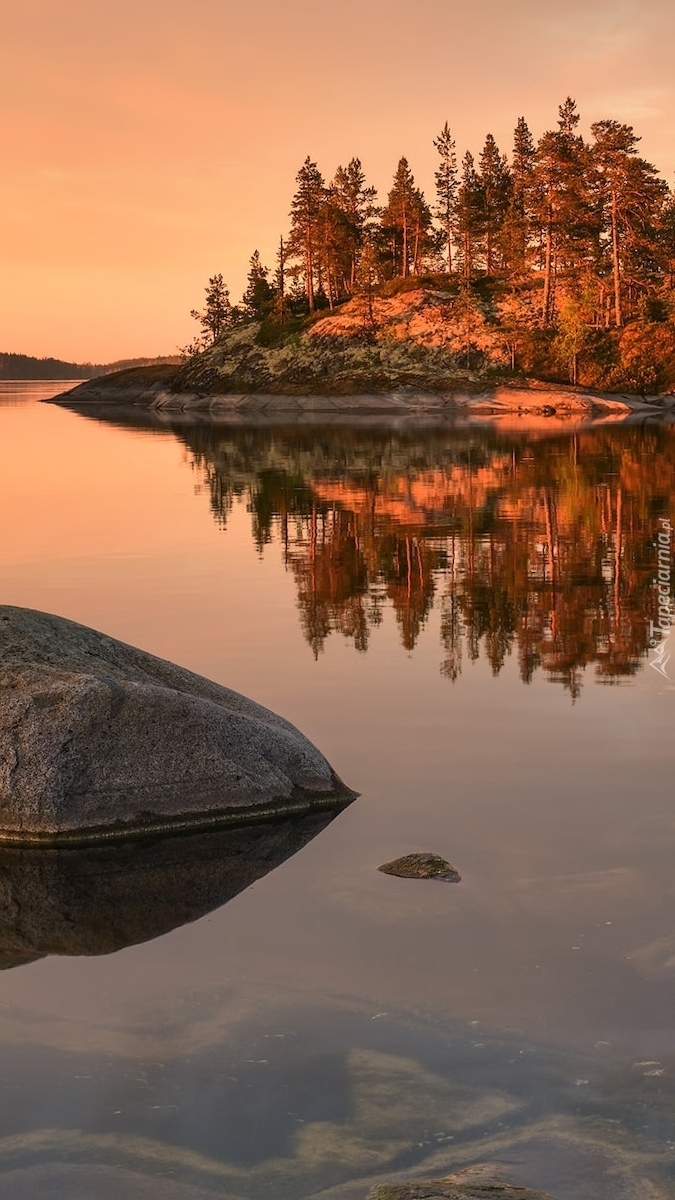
[433,122,458,273]
[288,157,326,312]
[274,235,287,323]
[189,274,231,347]
[455,152,483,282]
[501,117,536,279]
[242,251,275,320]
[532,99,597,323]
[591,120,668,325]
[328,158,378,294]
[477,133,511,275]
[381,158,432,278]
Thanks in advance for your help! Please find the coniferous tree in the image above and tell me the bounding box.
[591,121,668,325]
[662,193,675,291]
[273,235,288,323]
[328,158,378,295]
[242,251,275,320]
[501,117,537,279]
[433,122,459,273]
[532,98,597,322]
[189,274,231,346]
[381,158,432,278]
[288,157,326,312]
[477,133,511,275]
[455,152,483,281]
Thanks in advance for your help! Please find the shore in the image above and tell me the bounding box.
[46,371,675,429]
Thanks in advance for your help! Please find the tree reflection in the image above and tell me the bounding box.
[180,424,674,695]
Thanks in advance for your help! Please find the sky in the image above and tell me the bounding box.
[1,0,674,362]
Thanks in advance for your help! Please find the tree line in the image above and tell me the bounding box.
[186,96,675,354]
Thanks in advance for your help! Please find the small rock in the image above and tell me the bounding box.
[377,852,461,882]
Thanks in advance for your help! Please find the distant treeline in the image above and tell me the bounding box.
[0,353,182,380]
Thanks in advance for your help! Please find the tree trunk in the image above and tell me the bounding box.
[402,211,409,277]
[542,205,553,324]
[412,219,420,274]
[611,187,622,327]
[305,225,315,312]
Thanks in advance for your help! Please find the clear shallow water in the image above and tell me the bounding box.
[0,382,674,1198]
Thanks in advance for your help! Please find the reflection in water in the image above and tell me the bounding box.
[2,395,675,1199]
[178,424,675,696]
[0,991,672,1200]
[0,812,339,969]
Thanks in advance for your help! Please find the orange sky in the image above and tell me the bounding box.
[1,0,674,362]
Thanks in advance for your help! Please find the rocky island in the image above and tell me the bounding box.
[48,282,675,424]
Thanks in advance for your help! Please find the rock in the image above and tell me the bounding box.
[378,852,461,882]
[369,1171,555,1199]
[0,606,356,843]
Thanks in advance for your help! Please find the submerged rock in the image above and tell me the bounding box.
[0,606,356,842]
[369,1171,555,1199]
[378,852,461,882]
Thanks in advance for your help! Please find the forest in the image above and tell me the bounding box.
[186,98,675,394]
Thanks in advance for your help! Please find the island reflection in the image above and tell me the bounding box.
[177,422,674,697]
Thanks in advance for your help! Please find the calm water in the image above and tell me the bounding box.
[0,381,674,1199]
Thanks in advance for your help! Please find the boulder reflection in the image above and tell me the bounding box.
[0,811,338,968]
[180,423,675,697]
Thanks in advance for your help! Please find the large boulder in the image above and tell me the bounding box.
[0,606,356,843]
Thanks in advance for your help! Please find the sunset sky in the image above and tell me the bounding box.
[2,0,674,362]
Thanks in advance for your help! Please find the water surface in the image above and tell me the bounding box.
[0,382,674,1199]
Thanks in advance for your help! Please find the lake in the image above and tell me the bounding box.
[0,380,674,1199]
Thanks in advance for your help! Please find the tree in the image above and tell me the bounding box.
[381,157,432,278]
[433,122,459,273]
[501,117,536,279]
[591,120,668,325]
[477,133,511,275]
[455,152,483,282]
[288,157,326,312]
[328,158,378,294]
[187,274,231,351]
[532,99,596,323]
[242,251,275,320]
[554,295,593,384]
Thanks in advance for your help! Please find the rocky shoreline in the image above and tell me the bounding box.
[47,372,675,426]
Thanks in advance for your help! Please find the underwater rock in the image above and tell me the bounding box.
[369,1170,555,1199]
